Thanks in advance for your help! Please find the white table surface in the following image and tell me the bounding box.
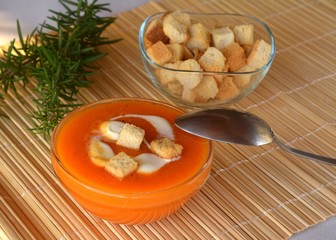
[1,1,335,239]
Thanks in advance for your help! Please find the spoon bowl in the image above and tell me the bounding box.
[175,108,336,165]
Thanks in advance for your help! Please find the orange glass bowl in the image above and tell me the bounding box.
[51,98,213,225]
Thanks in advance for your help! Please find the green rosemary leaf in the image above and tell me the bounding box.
[81,52,106,64]
[0,0,122,138]
[40,23,59,33]
[61,0,80,8]
[17,20,26,51]
[58,0,75,12]
[77,0,84,16]
[80,47,95,53]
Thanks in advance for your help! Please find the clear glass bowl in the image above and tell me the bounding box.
[139,12,276,108]
[51,98,213,225]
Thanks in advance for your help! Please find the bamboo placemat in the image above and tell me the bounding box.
[1,0,336,239]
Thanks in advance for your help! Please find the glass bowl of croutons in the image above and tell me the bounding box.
[139,11,276,107]
[51,97,213,225]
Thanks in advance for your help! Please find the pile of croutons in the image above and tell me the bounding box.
[143,11,272,103]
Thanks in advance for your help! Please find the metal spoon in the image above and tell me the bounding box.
[175,108,336,165]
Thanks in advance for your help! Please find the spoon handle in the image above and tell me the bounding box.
[273,135,336,165]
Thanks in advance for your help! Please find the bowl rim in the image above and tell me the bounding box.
[139,11,276,75]
[51,97,213,197]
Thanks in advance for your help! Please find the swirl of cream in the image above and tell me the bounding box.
[111,114,174,139]
[94,114,179,174]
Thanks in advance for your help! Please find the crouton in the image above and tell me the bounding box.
[116,123,145,150]
[105,152,138,179]
[197,47,226,83]
[156,61,181,85]
[166,43,184,62]
[163,13,189,44]
[212,27,235,50]
[189,23,211,41]
[233,24,254,45]
[233,65,256,89]
[191,48,203,60]
[167,81,183,96]
[186,23,211,52]
[143,37,153,49]
[181,87,198,102]
[183,45,194,60]
[176,59,203,89]
[88,138,114,167]
[216,77,240,100]
[222,59,231,72]
[222,42,246,72]
[242,44,253,56]
[145,18,170,45]
[198,47,226,72]
[247,39,272,68]
[146,41,173,65]
[169,11,191,26]
[187,38,210,53]
[194,75,219,102]
[150,138,183,159]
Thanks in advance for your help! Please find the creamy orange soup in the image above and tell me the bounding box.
[54,99,210,193]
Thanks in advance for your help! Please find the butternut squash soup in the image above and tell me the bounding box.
[51,98,212,224]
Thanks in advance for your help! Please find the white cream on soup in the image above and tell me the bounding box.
[94,114,179,174]
[111,114,175,139]
[135,153,180,174]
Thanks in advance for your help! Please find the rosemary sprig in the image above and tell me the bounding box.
[0,0,121,138]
